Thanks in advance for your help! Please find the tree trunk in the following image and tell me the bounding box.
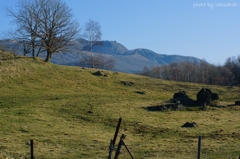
[45,50,51,62]
[32,45,35,57]
[90,42,94,68]
[91,53,94,68]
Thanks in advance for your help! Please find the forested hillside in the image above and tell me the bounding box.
[139,56,240,86]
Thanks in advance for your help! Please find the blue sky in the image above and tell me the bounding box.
[0,0,239,65]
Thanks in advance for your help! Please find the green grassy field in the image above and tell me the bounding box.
[0,55,240,159]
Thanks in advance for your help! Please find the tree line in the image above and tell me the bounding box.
[3,0,114,70]
[139,56,240,86]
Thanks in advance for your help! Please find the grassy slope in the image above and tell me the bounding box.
[0,56,240,158]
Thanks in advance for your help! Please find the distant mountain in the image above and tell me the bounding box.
[0,39,203,73]
[91,40,128,55]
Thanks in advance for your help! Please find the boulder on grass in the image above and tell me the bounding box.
[173,91,187,99]
[181,122,197,128]
[196,88,219,106]
[135,91,145,95]
[92,71,104,76]
[172,91,197,106]
[92,71,107,76]
[235,100,240,105]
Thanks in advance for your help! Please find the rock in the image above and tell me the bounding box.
[173,91,187,99]
[92,71,104,76]
[145,103,184,111]
[165,103,184,111]
[196,88,219,106]
[135,91,145,95]
[211,93,219,101]
[181,122,197,128]
[120,81,134,86]
[235,100,240,105]
[172,90,197,106]
[146,105,168,111]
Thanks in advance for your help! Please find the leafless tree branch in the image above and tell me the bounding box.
[5,0,80,62]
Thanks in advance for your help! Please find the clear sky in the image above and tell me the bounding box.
[0,0,239,65]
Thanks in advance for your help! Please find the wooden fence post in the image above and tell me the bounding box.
[30,140,34,159]
[114,134,126,159]
[112,118,122,147]
[108,118,122,159]
[121,138,134,159]
[108,139,114,159]
[197,136,202,159]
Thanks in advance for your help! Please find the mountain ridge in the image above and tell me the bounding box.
[0,39,203,73]
[82,40,203,72]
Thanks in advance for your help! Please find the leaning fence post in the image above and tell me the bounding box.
[121,138,134,159]
[113,118,122,147]
[30,140,34,159]
[197,136,202,159]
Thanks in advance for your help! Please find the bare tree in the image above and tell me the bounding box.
[83,19,102,68]
[142,66,150,76]
[139,57,239,86]
[6,0,80,62]
[150,66,161,78]
[6,0,39,57]
[224,56,240,85]
[199,60,209,84]
[80,52,114,70]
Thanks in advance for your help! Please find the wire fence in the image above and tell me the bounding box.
[1,118,240,159]
[1,138,240,159]
[116,139,240,159]
[111,135,240,159]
